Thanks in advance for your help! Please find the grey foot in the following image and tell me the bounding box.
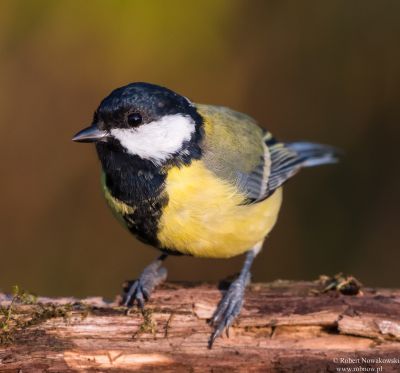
[208,273,250,348]
[122,259,167,309]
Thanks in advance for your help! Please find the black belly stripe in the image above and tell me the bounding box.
[106,173,167,246]
[96,129,202,252]
[97,144,167,246]
[123,197,166,246]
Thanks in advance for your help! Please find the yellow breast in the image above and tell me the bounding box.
[157,161,283,258]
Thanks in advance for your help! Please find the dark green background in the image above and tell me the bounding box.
[1,0,399,298]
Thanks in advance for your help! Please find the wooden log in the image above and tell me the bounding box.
[0,280,400,372]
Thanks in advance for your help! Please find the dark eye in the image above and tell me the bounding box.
[127,112,142,126]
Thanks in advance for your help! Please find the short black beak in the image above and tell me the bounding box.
[72,125,108,143]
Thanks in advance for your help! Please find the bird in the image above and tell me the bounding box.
[72,82,339,348]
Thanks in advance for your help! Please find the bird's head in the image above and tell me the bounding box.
[72,82,203,166]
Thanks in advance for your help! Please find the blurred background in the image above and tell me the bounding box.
[1,0,399,298]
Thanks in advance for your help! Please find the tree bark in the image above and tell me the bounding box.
[0,280,399,372]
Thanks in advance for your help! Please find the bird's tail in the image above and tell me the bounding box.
[284,141,341,168]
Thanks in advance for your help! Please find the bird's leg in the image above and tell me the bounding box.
[208,244,261,348]
[121,253,168,309]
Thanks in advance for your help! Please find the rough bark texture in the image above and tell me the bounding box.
[1,280,400,372]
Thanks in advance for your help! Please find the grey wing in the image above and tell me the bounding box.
[249,135,340,203]
[235,132,271,202]
[197,104,268,202]
[197,104,339,204]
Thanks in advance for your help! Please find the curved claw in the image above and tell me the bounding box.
[208,274,249,349]
[121,260,168,309]
[122,281,139,307]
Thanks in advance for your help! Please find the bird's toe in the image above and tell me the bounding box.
[121,262,168,308]
[208,274,249,348]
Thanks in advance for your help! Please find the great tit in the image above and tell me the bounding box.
[72,82,339,347]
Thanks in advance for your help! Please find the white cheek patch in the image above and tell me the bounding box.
[110,114,196,165]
